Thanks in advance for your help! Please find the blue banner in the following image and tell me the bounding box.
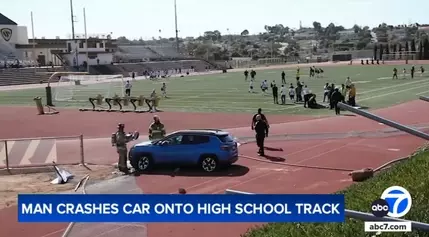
[18,194,345,223]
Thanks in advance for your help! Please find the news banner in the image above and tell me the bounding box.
[18,194,345,222]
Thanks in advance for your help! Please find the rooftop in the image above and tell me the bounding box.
[0,13,17,25]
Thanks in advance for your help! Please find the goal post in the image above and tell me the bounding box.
[53,74,125,102]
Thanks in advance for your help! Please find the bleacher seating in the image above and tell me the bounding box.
[149,46,181,58]
[90,60,214,78]
[116,46,161,60]
[0,67,69,86]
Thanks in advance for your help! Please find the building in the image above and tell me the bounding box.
[0,12,117,66]
[418,26,429,34]
[338,30,359,41]
[0,13,29,59]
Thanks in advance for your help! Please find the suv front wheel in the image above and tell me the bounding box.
[133,155,153,171]
[200,156,218,172]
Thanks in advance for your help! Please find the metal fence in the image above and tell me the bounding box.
[62,176,147,237]
[0,135,84,171]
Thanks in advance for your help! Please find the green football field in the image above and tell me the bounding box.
[0,65,428,115]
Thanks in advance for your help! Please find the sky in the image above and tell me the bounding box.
[2,0,429,40]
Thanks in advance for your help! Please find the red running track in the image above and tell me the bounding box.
[0,134,423,237]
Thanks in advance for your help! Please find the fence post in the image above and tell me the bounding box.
[79,135,91,170]
[4,140,10,173]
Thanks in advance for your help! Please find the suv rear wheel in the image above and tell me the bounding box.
[200,156,218,172]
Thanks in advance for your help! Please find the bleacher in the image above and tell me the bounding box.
[0,67,68,86]
[148,46,181,58]
[91,59,213,78]
[141,60,211,72]
[116,46,161,60]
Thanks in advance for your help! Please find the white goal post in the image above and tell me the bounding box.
[53,74,125,102]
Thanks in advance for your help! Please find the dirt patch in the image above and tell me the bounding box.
[0,164,117,209]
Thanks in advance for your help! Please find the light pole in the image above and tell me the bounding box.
[70,0,79,69]
[83,8,89,73]
[30,11,36,70]
[174,0,179,53]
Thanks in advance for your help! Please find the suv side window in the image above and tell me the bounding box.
[180,135,210,145]
[193,135,210,144]
[164,135,183,145]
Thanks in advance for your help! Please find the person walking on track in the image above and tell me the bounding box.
[254,115,269,156]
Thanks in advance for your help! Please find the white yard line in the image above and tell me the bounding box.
[416,90,429,96]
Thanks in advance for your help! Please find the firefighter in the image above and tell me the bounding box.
[111,123,134,174]
[149,115,166,140]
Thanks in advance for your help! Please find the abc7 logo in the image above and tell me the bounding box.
[371,199,390,217]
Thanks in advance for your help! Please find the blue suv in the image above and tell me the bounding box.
[129,129,239,172]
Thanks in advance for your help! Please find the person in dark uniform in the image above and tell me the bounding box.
[244,70,249,81]
[132,72,135,80]
[254,114,269,156]
[281,71,286,84]
[251,108,269,130]
[393,68,398,79]
[328,83,335,109]
[272,83,278,104]
[309,67,314,78]
[330,88,343,115]
[411,66,415,79]
[250,70,256,81]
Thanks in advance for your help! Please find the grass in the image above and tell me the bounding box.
[0,65,429,115]
[244,146,429,237]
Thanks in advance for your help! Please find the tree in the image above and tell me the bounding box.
[117,36,130,44]
[379,44,383,60]
[411,39,416,52]
[385,44,390,55]
[313,21,322,32]
[424,38,429,59]
[374,44,378,60]
[398,43,402,57]
[419,41,423,60]
[240,29,249,37]
[353,24,361,34]
[393,44,397,53]
[405,41,409,52]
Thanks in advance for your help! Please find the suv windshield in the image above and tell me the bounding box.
[217,134,234,143]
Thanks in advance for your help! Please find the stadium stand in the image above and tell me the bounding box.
[116,45,161,61]
[89,59,215,77]
[0,67,69,86]
[149,46,181,58]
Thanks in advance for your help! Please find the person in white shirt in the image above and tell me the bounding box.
[261,80,268,95]
[280,85,287,104]
[345,77,352,88]
[323,83,330,102]
[402,68,407,78]
[302,85,310,107]
[288,84,295,101]
[150,89,158,112]
[125,80,132,96]
[249,80,254,93]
